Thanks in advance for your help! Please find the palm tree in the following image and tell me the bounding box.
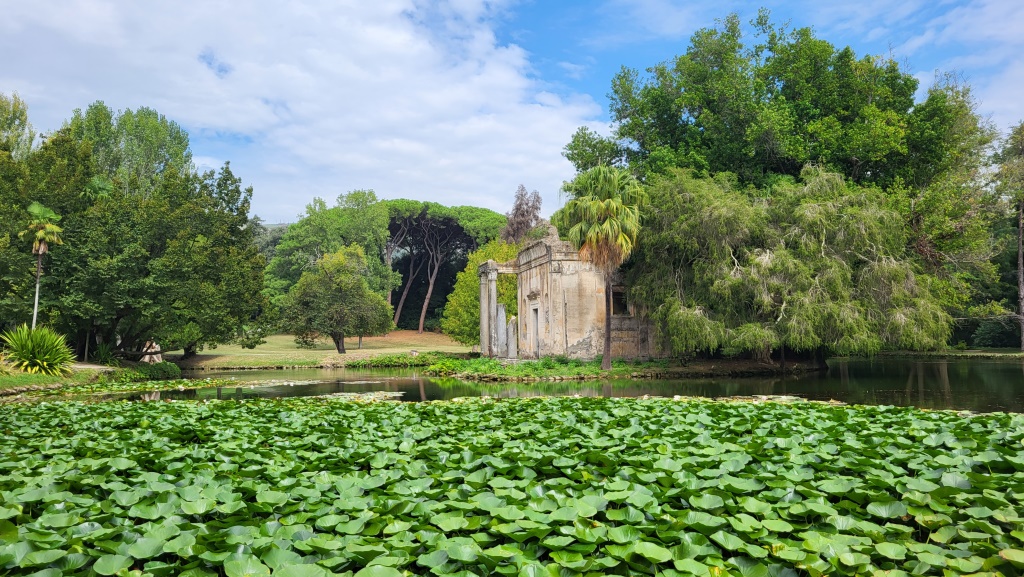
[556,165,647,369]
[18,202,63,329]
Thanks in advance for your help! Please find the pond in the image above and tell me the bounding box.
[170,357,1024,412]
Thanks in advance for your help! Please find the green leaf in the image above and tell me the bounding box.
[1001,549,1024,568]
[255,491,289,505]
[128,537,166,559]
[353,567,404,577]
[274,564,331,577]
[634,541,672,563]
[93,554,133,576]
[875,542,907,560]
[689,494,724,510]
[608,525,641,544]
[20,549,66,567]
[866,501,907,519]
[760,519,793,533]
[223,555,271,577]
[709,531,746,551]
[417,549,449,568]
[181,498,216,515]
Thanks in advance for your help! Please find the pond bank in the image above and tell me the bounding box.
[178,353,825,381]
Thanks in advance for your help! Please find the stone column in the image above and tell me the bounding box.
[487,267,498,357]
[507,316,518,359]
[496,304,507,357]
[479,265,490,355]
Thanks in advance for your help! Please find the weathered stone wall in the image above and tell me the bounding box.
[480,226,663,361]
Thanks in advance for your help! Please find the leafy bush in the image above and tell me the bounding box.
[346,352,448,368]
[132,361,182,380]
[0,353,10,376]
[0,324,75,376]
[972,319,1019,348]
[90,341,119,366]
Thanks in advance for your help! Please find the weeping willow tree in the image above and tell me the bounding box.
[628,167,951,362]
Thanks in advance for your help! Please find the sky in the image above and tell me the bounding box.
[2,0,1022,222]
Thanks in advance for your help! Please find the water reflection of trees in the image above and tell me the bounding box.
[174,360,1024,412]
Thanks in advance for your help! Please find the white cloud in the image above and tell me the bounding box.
[1,0,599,219]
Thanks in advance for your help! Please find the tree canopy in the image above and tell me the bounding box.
[0,96,266,358]
[629,168,951,360]
[280,245,393,353]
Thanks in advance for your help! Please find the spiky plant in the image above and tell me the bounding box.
[0,324,75,376]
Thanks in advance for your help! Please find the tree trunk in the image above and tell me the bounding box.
[602,276,612,370]
[358,335,363,349]
[332,334,347,354]
[418,264,440,333]
[1018,200,1023,351]
[31,254,41,329]
[182,343,197,359]
[394,255,423,325]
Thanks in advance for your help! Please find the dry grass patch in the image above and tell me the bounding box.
[176,331,470,370]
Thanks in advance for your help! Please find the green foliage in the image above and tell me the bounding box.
[89,342,118,366]
[557,165,648,369]
[567,14,1001,330]
[556,165,648,272]
[972,319,1020,348]
[2,398,1023,575]
[344,351,449,368]
[131,361,182,380]
[441,240,520,345]
[423,356,607,378]
[264,191,400,307]
[632,168,950,358]
[0,92,35,160]
[280,245,394,353]
[0,98,267,357]
[0,324,75,375]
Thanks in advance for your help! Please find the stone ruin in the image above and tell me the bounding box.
[478,225,660,360]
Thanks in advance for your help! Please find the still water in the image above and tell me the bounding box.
[173,357,1024,413]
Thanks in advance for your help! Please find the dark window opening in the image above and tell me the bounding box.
[612,289,629,316]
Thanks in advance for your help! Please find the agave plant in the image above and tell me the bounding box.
[0,324,75,376]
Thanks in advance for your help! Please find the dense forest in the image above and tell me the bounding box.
[3,11,1024,360]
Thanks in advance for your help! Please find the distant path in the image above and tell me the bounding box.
[72,362,115,371]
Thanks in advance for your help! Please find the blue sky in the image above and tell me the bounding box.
[2,0,1021,222]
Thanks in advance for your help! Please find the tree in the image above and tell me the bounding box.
[19,202,63,329]
[441,240,520,345]
[0,92,35,161]
[628,168,951,362]
[264,192,399,308]
[555,165,647,369]
[66,102,192,197]
[281,246,392,353]
[997,121,1024,349]
[501,185,542,243]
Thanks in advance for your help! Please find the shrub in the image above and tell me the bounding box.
[0,324,75,376]
[133,361,182,380]
[0,353,10,376]
[972,319,1019,348]
[90,342,119,366]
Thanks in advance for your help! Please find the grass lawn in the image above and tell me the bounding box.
[175,330,471,370]
[0,368,102,391]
